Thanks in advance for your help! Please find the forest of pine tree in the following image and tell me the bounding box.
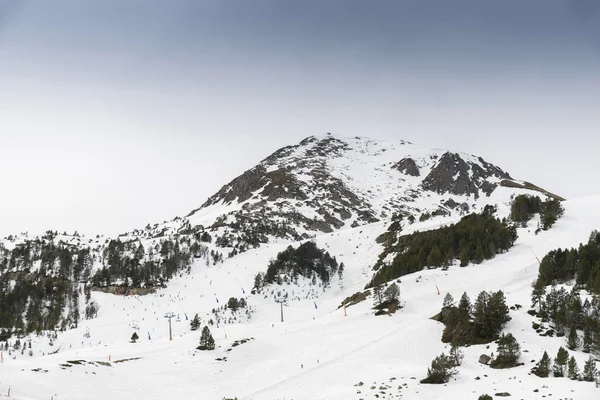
[260,241,342,287]
[530,283,600,356]
[369,210,518,287]
[535,230,600,293]
[437,290,511,345]
[0,230,220,338]
[509,194,564,230]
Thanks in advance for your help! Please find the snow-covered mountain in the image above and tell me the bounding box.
[3,134,600,400]
[1,134,558,280]
[185,133,561,242]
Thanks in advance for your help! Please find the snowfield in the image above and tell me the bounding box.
[2,195,600,400]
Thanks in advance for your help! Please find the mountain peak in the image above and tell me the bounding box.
[184,135,556,246]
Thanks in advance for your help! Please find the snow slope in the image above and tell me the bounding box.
[1,196,600,400]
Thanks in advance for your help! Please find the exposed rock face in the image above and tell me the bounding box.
[479,354,491,365]
[199,165,270,208]
[422,152,512,198]
[392,157,420,176]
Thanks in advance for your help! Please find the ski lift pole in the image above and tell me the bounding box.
[235,278,245,295]
[179,303,188,320]
[528,246,541,265]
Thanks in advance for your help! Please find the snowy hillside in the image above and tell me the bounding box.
[1,194,599,399]
[3,134,600,400]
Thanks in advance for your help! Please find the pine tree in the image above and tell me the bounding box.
[198,326,215,351]
[553,347,569,377]
[567,325,580,350]
[582,356,598,382]
[442,293,454,310]
[473,291,509,339]
[190,313,201,331]
[532,351,551,378]
[373,283,384,306]
[568,356,580,380]
[487,291,510,336]
[130,332,139,343]
[457,292,471,321]
[473,291,490,335]
[384,283,400,302]
[420,353,457,384]
[489,333,521,369]
[531,277,546,311]
[583,322,592,353]
[449,344,464,367]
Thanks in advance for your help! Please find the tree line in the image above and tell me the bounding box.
[509,194,564,231]
[369,209,518,288]
[438,290,511,345]
[254,241,343,291]
[535,230,600,294]
[0,231,223,337]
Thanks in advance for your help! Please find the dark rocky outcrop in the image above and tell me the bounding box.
[422,152,511,198]
[392,157,420,176]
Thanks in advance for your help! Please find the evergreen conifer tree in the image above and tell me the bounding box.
[190,313,201,331]
[582,356,598,382]
[532,351,551,378]
[384,283,400,302]
[420,353,457,384]
[567,325,580,350]
[457,292,471,320]
[568,356,580,380]
[442,293,454,310]
[490,333,521,369]
[553,347,569,377]
[198,326,215,351]
[130,332,139,343]
[583,322,592,353]
[531,278,546,311]
[473,291,509,339]
[449,344,464,367]
[373,283,384,306]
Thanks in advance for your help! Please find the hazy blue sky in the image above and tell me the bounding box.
[1,0,599,237]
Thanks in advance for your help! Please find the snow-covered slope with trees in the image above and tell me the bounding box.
[1,134,598,400]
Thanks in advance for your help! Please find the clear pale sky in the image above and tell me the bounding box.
[1,0,599,237]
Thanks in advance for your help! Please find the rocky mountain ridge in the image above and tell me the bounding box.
[185,134,558,241]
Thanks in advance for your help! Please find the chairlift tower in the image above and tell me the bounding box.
[275,299,284,322]
[164,312,175,341]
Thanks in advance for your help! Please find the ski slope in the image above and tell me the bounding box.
[2,196,600,400]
